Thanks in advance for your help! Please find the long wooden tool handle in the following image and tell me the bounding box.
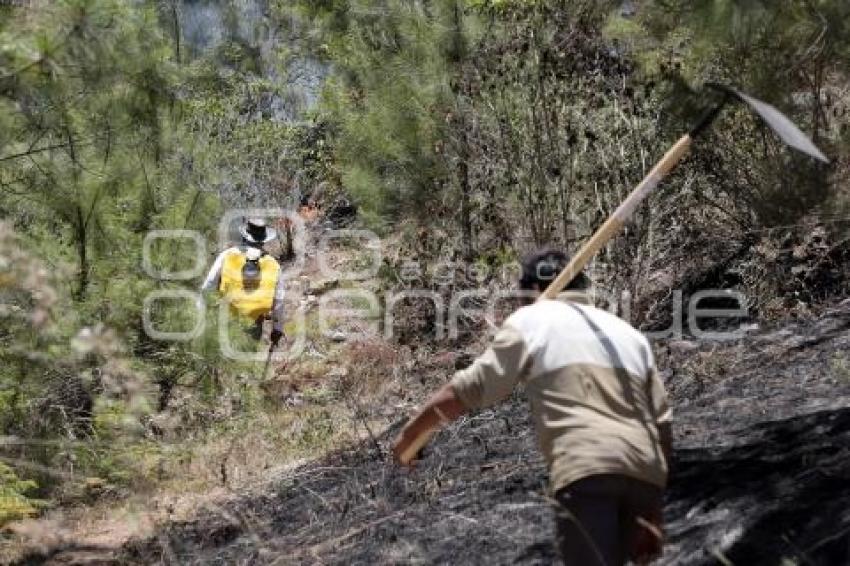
[399,428,436,466]
[540,134,693,300]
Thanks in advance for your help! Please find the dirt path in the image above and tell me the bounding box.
[13,304,850,565]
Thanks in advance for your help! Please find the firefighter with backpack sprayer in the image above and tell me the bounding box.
[200,217,285,347]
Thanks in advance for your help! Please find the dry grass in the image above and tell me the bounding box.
[338,339,400,399]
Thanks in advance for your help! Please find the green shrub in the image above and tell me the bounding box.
[0,462,45,526]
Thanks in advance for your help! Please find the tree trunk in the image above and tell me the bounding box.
[75,206,88,300]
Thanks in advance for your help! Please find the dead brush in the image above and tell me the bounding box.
[336,339,399,399]
[332,339,402,460]
[261,357,333,403]
[682,349,728,380]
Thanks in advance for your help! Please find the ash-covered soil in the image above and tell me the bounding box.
[20,305,850,565]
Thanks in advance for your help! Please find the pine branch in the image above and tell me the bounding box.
[0,140,92,163]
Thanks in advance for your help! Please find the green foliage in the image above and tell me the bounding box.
[628,1,850,138]
[0,0,297,512]
[293,0,485,229]
[0,462,45,526]
[609,1,848,230]
[466,0,545,9]
[0,0,183,309]
[297,0,848,327]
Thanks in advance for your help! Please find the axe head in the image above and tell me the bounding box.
[706,83,829,164]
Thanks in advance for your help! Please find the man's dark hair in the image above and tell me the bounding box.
[519,248,590,291]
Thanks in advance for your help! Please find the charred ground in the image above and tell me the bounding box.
[18,303,850,565]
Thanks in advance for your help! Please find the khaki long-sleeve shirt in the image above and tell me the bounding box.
[451,291,670,492]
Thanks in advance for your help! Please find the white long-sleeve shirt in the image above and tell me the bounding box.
[200,246,286,331]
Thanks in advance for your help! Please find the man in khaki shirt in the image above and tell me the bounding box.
[392,248,672,566]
